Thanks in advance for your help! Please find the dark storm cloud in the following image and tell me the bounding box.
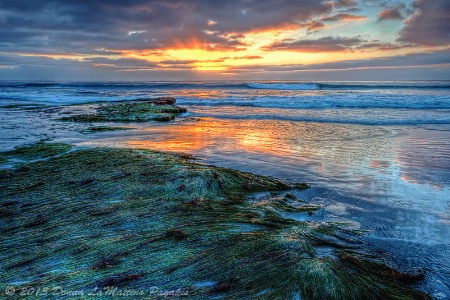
[261,36,364,52]
[399,0,450,46]
[0,0,332,53]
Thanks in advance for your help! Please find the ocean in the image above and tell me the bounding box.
[1,80,449,297]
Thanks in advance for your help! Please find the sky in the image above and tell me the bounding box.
[0,0,449,81]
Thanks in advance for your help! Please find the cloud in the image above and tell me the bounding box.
[343,7,361,12]
[305,21,327,31]
[356,41,413,51]
[378,4,405,21]
[399,0,450,46]
[0,0,448,80]
[335,0,358,8]
[1,49,449,80]
[0,0,333,54]
[223,49,450,80]
[261,36,364,52]
[234,49,450,71]
[321,13,366,22]
[127,30,147,36]
[159,60,198,65]
[86,57,159,69]
[232,55,263,60]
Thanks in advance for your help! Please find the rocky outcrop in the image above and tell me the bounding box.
[58,97,187,123]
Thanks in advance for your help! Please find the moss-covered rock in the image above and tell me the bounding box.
[82,126,135,133]
[59,97,187,123]
[295,182,311,189]
[1,142,72,160]
[0,146,429,299]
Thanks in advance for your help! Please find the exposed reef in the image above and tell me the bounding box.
[81,126,135,133]
[58,97,187,123]
[0,144,429,299]
[0,141,72,161]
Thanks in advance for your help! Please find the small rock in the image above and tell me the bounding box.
[152,97,176,105]
[294,182,310,189]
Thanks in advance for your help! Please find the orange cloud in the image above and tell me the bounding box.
[321,13,367,22]
[261,37,363,52]
[305,21,327,31]
[233,55,263,60]
[207,19,217,26]
[378,5,405,21]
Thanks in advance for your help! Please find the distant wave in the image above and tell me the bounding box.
[22,82,60,87]
[75,90,102,94]
[191,113,450,126]
[5,82,61,88]
[246,82,450,90]
[246,83,320,90]
[319,83,450,90]
[180,96,450,110]
[1,81,449,91]
[58,82,250,90]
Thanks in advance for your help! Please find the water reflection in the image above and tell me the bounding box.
[123,118,393,163]
[395,128,450,187]
[76,118,450,231]
[75,117,450,204]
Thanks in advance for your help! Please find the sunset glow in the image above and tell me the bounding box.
[0,0,449,80]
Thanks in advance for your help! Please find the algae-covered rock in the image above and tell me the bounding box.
[59,97,187,123]
[145,96,176,105]
[0,146,429,299]
[295,182,311,189]
[82,126,135,133]
[1,141,72,160]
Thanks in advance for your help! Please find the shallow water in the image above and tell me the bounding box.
[0,80,449,297]
[72,119,450,297]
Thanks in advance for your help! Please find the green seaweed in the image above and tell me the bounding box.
[59,98,187,123]
[82,126,135,133]
[295,182,311,189]
[1,142,72,160]
[0,156,7,164]
[0,145,429,299]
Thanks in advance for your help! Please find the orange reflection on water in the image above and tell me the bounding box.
[401,175,417,184]
[124,118,397,168]
[125,118,297,157]
[370,160,391,169]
